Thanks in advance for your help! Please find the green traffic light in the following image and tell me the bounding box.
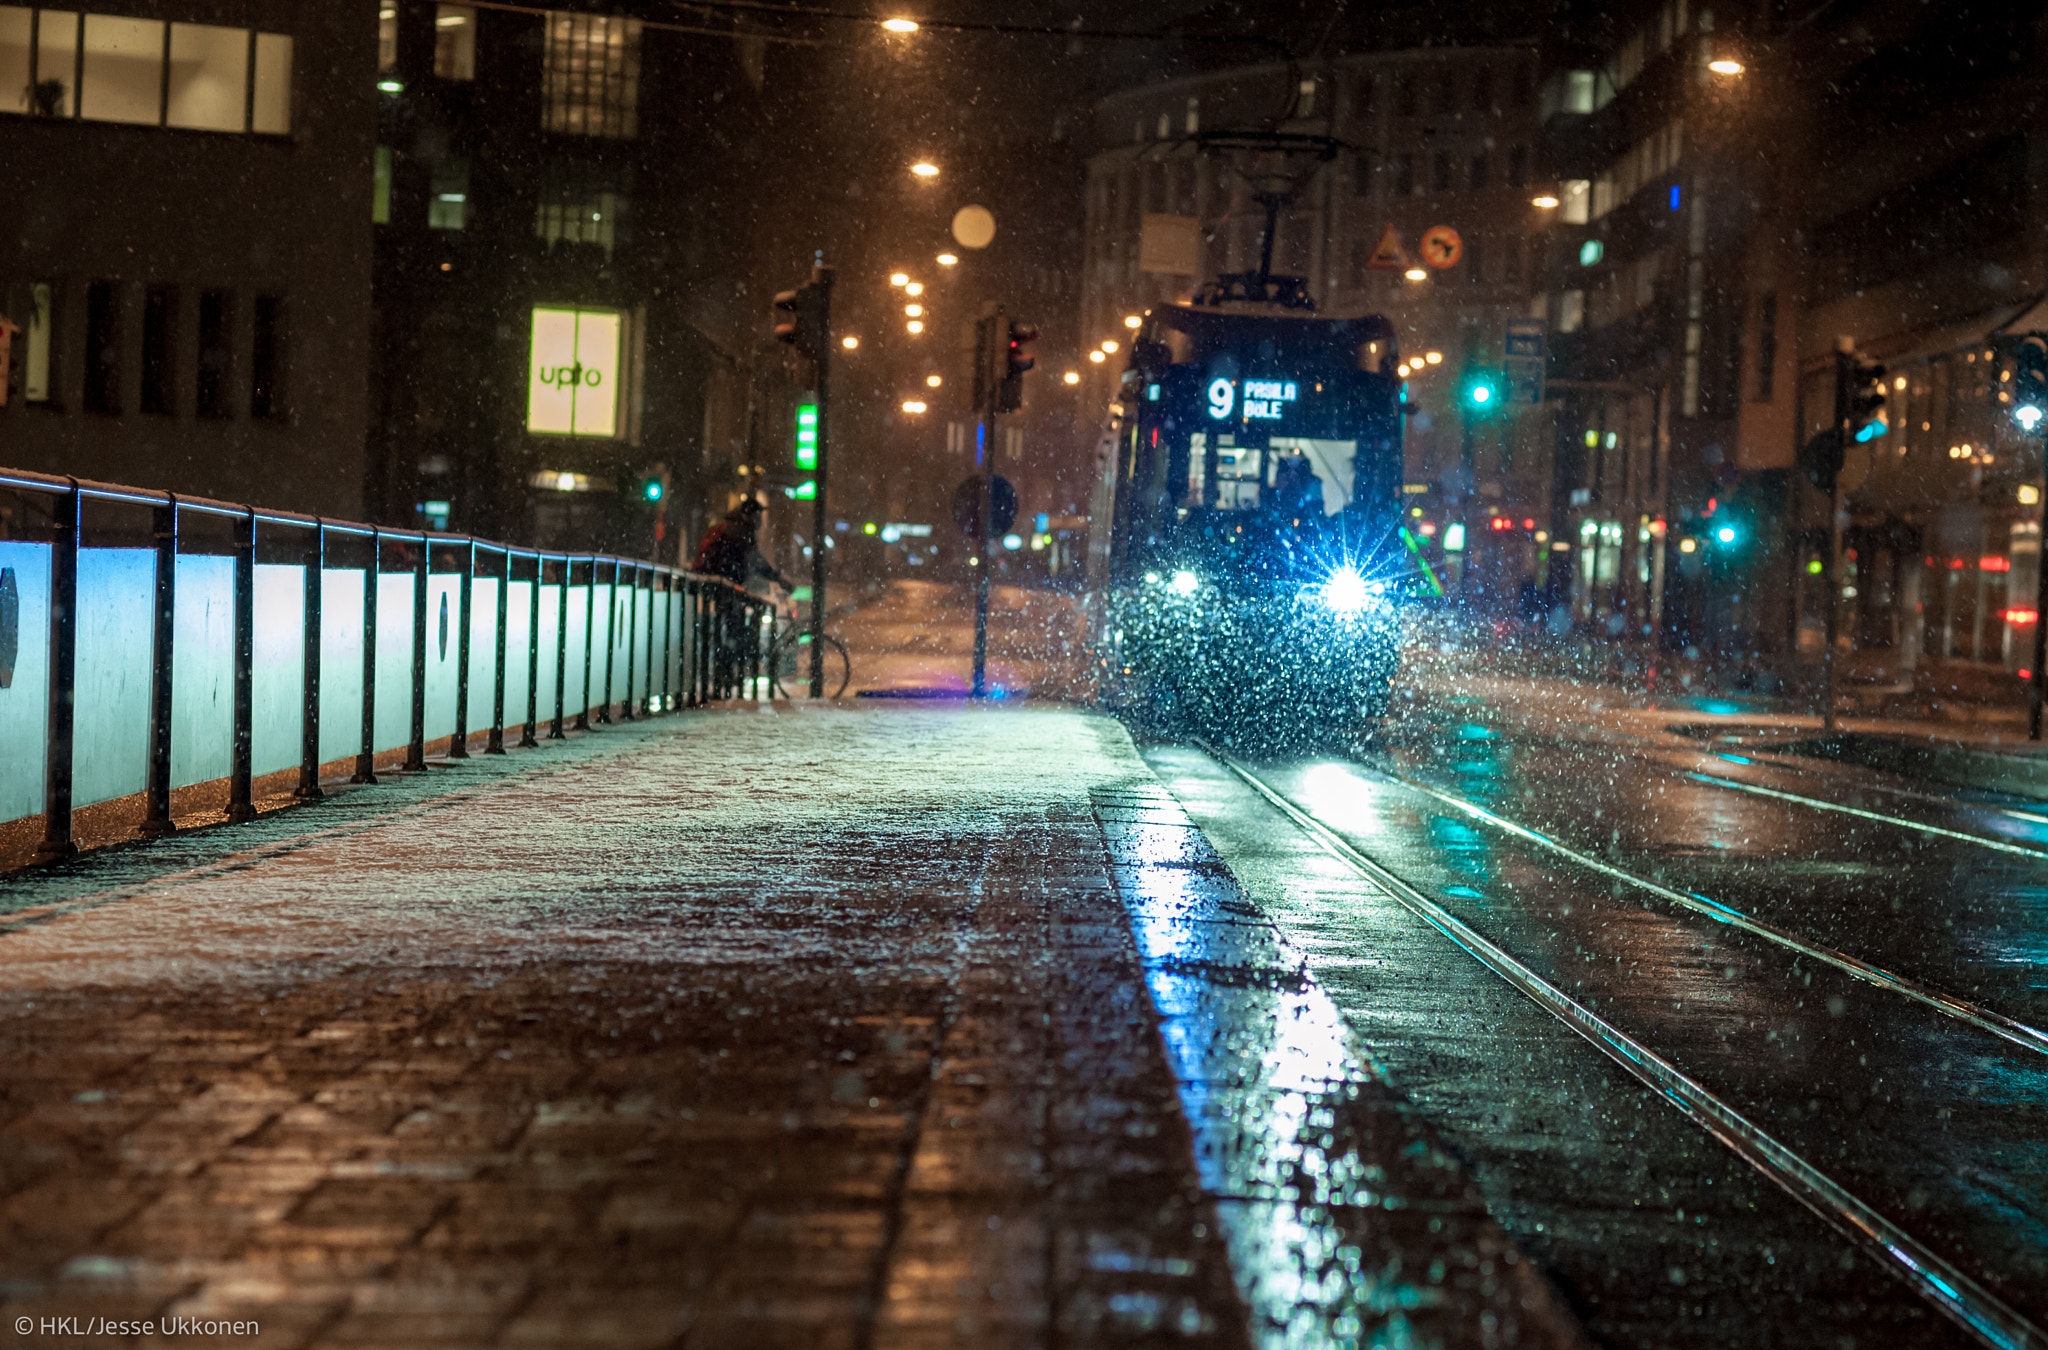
[642,479,663,502]
[1469,383,1494,405]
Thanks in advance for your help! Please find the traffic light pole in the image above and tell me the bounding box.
[2032,434,2048,740]
[972,310,999,698]
[809,266,834,698]
[1822,343,1849,734]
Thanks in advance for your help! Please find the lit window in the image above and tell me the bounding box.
[167,23,248,131]
[428,156,469,229]
[528,306,624,437]
[33,11,77,116]
[535,160,629,257]
[434,5,475,80]
[80,15,163,125]
[372,145,393,223]
[22,281,53,403]
[378,3,397,72]
[251,32,291,132]
[542,11,641,139]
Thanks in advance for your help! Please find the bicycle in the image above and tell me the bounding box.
[762,605,851,698]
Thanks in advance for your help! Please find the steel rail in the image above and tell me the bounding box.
[1679,769,2048,860]
[1362,762,2048,1058]
[1207,747,2048,1350]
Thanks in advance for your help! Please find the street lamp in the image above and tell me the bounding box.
[841,335,860,350]
[1063,371,1080,384]
[902,399,927,413]
[1708,58,1743,75]
[905,282,924,296]
[926,374,942,387]
[910,161,939,178]
[937,253,958,266]
[907,320,924,334]
[889,272,909,286]
[1088,350,1106,364]
[881,17,918,32]
[1101,340,1119,354]
[905,304,923,317]
[1531,193,1560,209]
[1403,267,1428,282]
[1424,350,1443,364]
[1123,314,1142,329]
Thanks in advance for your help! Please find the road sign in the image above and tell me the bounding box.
[1364,225,1409,271]
[952,474,1018,538]
[1419,225,1463,270]
[1502,317,1547,406]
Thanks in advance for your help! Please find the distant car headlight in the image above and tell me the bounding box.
[1319,567,1372,615]
[1169,570,1200,596]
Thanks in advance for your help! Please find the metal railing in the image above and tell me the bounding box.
[0,467,771,864]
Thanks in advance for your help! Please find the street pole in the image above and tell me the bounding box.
[972,308,998,698]
[1821,340,1850,734]
[809,264,834,698]
[2032,427,2048,739]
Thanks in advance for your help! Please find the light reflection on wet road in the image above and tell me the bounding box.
[1141,703,2048,1349]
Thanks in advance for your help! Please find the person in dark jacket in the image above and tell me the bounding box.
[694,497,792,591]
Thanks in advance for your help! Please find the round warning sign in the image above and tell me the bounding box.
[1420,225,1464,270]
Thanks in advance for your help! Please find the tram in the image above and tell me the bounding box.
[1090,284,1414,748]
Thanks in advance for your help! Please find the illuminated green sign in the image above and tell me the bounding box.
[795,399,818,469]
[527,307,622,437]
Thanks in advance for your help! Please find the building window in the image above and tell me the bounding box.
[434,5,474,80]
[378,2,397,72]
[1351,72,1373,119]
[536,164,629,257]
[22,281,54,403]
[1395,71,1416,116]
[1466,238,1483,285]
[1511,64,1533,107]
[1431,150,1452,193]
[1560,178,1590,223]
[1185,96,1198,133]
[1392,152,1414,196]
[1434,68,1455,113]
[1,9,289,134]
[1556,289,1585,333]
[168,23,248,131]
[1469,150,1489,191]
[428,156,468,228]
[542,11,640,139]
[80,15,161,125]
[1755,291,1777,401]
[251,295,284,419]
[527,306,623,437]
[1352,152,1373,197]
[373,145,393,223]
[141,285,175,415]
[83,280,119,414]
[196,288,232,418]
[1507,144,1527,188]
[1471,67,1492,112]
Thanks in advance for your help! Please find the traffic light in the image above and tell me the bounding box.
[997,320,1037,413]
[2012,335,2048,432]
[1846,357,1887,443]
[638,473,664,503]
[794,399,819,470]
[772,279,830,362]
[1459,368,1502,413]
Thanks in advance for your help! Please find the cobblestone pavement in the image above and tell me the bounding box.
[0,704,1585,1349]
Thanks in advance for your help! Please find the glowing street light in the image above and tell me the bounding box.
[1708,58,1743,75]
[907,320,924,334]
[905,304,923,317]
[1063,371,1080,384]
[1424,351,1443,364]
[937,253,958,266]
[1123,314,1142,329]
[910,161,940,178]
[1531,194,1560,209]
[925,373,942,387]
[881,17,919,32]
[889,272,909,286]
[1101,340,1119,354]
[905,282,924,296]
[1404,267,1429,282]
[901,399,928,413]
[1088,350,1106,364]
[841,335,860,350]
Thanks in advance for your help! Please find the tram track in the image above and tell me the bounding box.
[1197,742,2048,1350]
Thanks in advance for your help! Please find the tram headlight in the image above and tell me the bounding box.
[1169,570,1200,596]
[1318,567,1379,616]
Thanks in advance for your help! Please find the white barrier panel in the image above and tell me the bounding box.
[0,543,53,820]
[73,548,155,809]
[503,579,533,728]
[467,576,498,734]
[424,573,460,742]
[535,583,561,721]
[318,569,367,766]
[251,564,305,779]
[172,555,234,790]
[373,573,415,751]
[563,584,591,712]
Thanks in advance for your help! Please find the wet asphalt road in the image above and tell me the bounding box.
[1138,694,2048,1350]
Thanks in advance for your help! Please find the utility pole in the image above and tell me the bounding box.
[808,265,834,698]
[1821,339,1850,734]
[971,307,999,698]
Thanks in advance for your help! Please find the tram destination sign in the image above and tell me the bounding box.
[1207,376,1300,422]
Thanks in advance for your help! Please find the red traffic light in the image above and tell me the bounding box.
[773,280,830,361]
